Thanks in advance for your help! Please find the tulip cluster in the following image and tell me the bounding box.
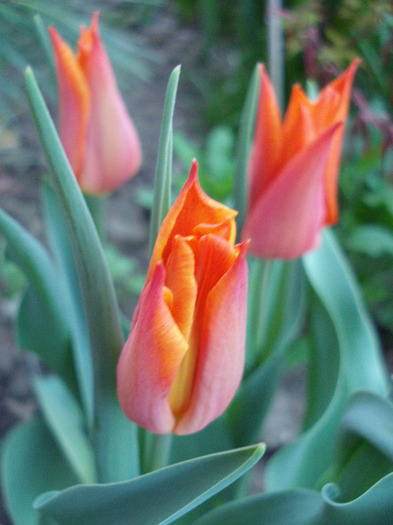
[117,161,248,435]
[242,59,360,259]
[49,12,142,194]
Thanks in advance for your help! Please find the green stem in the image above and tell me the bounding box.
[248,259,273,362]
[148,433,173,472]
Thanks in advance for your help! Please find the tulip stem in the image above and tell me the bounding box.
[248,258,273,360]
[148,433,173,472]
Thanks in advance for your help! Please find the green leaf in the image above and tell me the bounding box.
[35,444,265,525]
[265,230,389,490]
[149,65,181,255]
[171,417,233,464]
[193,474,393,525]
[33,375,97,484]
[24,67,138,482]
[347,224,393,256]
[229,260,304,446]
[234,63,260,233]
[0,207,73,385]
[42,180,93,430]
[337,391,393,463]
[302,294,340,431]
[1,417,78,525]
[330,390,393,500]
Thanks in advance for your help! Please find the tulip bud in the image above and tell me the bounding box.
[49,12,142,194]
[117,161,248,435]
[242,59,360,259]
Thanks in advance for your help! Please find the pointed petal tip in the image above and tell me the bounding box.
[90,11,100,31]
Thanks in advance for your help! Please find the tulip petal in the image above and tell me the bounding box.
[248,65,282,210]
[76,12,142,193]
[117,263,188,434]
[175,242,248,435]
[281,84,317,165]
[317,59,360,224]
[147,161,237,282]
[48,27,90,178]
[169,233,239,419]
[165,236,197,342]
[243,123,343,259]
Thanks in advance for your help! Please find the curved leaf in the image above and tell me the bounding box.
[33,375,97,484]
[265,230,388,490]
[194,474,393,525]
[35,444,265,525]
[1,417,78,525]
[329,390,393,500]
[0,207,73,385]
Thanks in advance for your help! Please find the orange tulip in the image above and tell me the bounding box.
[117,161,248,435]
[49,12,142,194]
[242,59,360,259]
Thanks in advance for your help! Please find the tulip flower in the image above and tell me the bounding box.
[117,161,248,435]
[242,59,360,259]
[49,12,142,194]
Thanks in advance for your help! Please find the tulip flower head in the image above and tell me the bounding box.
[242,59,360,259]
[117,161,248,435]
[49,12,142,194]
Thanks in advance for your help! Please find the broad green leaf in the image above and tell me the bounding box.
[24,67,138,482]
[0,207,73,385]
[194,474,393,525]
[42,180,93,430]
[33,375,97,484]
[229,259,304,446]
[302,294,339,431]
[330,390,393,500]
[265,230,388,490]
[35,444,265,525]
[149,65,181,255]
[337,390,393,464]
[1,417,78,525]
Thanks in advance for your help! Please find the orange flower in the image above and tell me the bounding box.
[49,12,142,194]
[242,59,360,259]
[117,161,248,435]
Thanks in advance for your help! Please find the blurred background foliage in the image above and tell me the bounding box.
[1,0,393,340]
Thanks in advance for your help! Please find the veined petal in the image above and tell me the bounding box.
[169,234,238,419]
[243,123,342,259]
[117,263,188,434]
[49,26,90,178]
[175,241,249,435]
[165,236,197,342]
[147,160,237,282]
[281,95,317,168]
[193,234,240,313]
[76,12,142,194]
[248,64,282,209]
